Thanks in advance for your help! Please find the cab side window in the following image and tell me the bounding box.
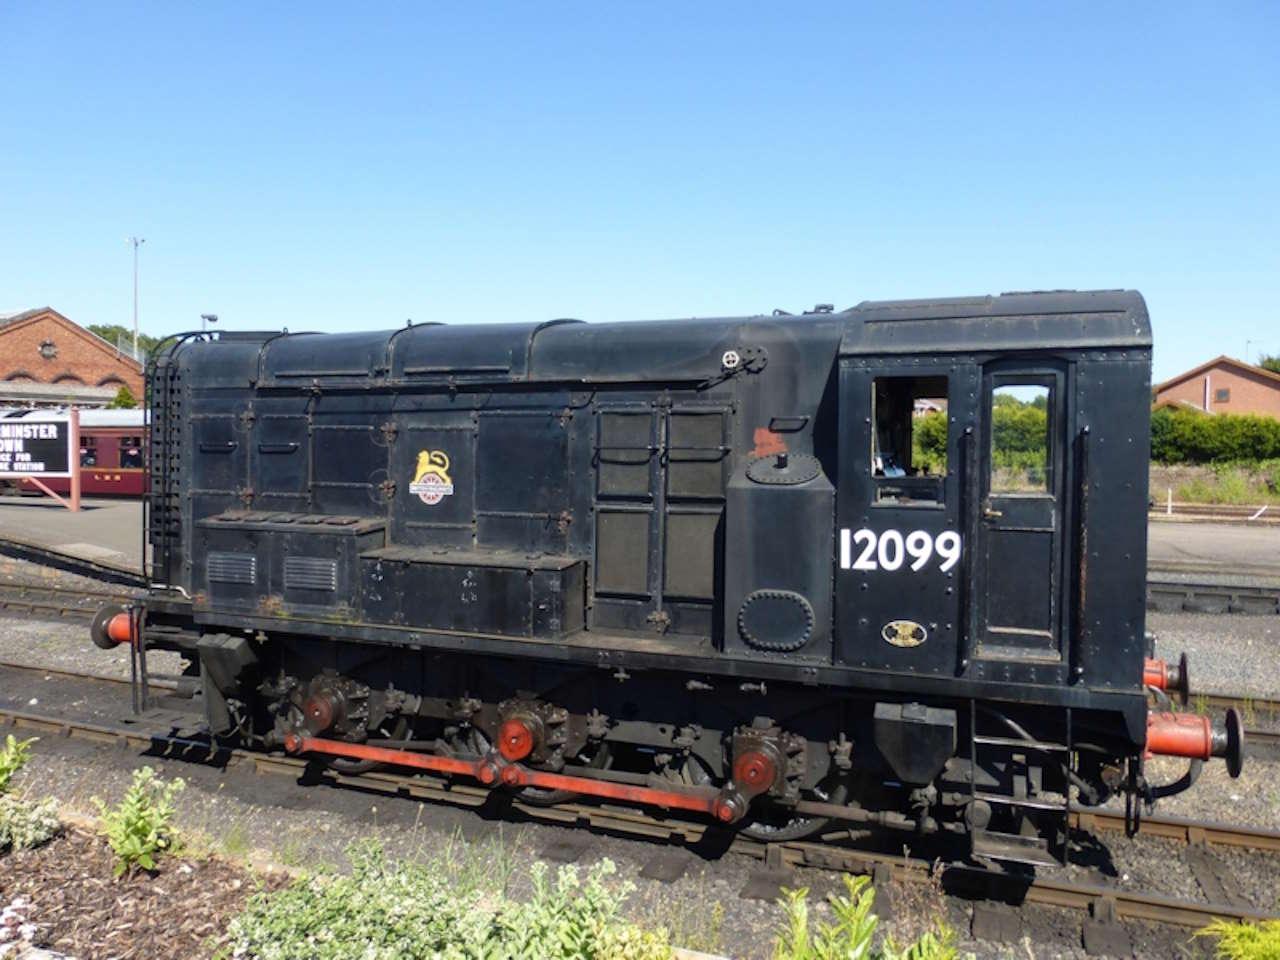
[871,376,948,505]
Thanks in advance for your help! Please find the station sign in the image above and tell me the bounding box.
[0,412,74,478]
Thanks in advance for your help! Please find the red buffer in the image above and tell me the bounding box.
[1145,708,1244,778]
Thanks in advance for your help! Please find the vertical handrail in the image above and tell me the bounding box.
[1070,425,1090,682]
[955,425,974,675]
[143,332,205,587]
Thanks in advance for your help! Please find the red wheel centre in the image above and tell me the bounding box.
[733,750,777,791]
[498,719,534,761]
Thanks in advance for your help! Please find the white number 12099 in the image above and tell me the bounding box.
[839,528,961,573]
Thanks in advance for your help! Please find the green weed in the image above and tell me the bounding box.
[221,820,251,859]
[658,885,725,955]
[93,766,186,876]
[0,734,36,793]
[276,832,309,868]
[1195,918,1280,959]
[768,880,967,960]
[773,874,967,960]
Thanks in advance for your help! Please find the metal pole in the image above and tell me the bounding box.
[70,407,81,513]
[127,236,145,358]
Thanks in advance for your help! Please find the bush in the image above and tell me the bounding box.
[912,412,948,473]
[0,735,59,854]
[107,385,138,409]
[94,767,185,876]
[495,859,672,960]
[0,735,36,793]
[225,841,673,960]
[0,794,60,852]
[1151,408,1280,463]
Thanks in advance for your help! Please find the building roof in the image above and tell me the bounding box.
[1153,355,1280,394]
[0,381,121,407]
[0,307,144,372]
[0,307,49,329]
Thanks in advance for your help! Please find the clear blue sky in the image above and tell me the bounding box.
[2,3,1276,380]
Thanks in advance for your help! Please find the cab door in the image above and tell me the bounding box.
[975,367,1067,660]
[835,361,969,674]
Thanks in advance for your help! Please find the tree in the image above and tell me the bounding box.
[1260,354,1280,375]
[87,324,161,357]
[107,385,138,409]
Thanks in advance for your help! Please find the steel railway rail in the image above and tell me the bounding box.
[2,685,1278,931]
[1146,577,1280,615]
[0,581,136,622]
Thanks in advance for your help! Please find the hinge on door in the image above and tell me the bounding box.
[238,409,256,429]
[379,479,397,502]
[379,421,398,445]
[237,487,254,506]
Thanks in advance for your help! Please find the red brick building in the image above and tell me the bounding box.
[1153,355,1280,418]
[0,307,144,407]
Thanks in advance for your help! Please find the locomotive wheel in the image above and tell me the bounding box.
[668,756,848,841]
[451,728,612,805]
[323,716,411,775]
[738,777,849,842]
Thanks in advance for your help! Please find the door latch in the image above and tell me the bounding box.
[983,504,1003,519]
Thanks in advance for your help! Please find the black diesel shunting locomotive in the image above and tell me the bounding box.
[95,289,1243,865]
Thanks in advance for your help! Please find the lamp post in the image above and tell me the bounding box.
[126,236,145,358]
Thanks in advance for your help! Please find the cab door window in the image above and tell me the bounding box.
[990,385,1050,493]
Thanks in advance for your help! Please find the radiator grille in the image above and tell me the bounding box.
[207,552,256,585]
[285,556,338,591]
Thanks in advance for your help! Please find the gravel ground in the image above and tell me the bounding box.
[0,614,184,683]
[1131,754,1280,829]
[1149,611,1280,700]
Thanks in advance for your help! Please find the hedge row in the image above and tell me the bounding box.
[1150,407,1280,463]
[913,406,1280,466]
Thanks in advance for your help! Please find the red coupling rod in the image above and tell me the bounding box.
[283,734,736,819]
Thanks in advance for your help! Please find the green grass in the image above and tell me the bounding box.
[1173,464,1280,505]
[220,820,251,859]
[1196,918,1280,959]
